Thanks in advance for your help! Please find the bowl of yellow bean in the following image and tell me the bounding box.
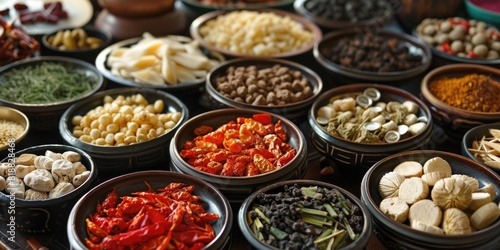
[59,87,189,173]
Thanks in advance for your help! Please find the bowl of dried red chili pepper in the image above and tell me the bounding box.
[67,170,233,250]
[420,63,500,134]
[169,109,308,203]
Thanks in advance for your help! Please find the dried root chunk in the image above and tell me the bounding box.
[476,183,497,202]
[431,177,472,210]
[0,176,6,191]
[393,161,423,178]
[72,171,90,187]
[73,162,88,175]
[0,163,9,177]
[16,153,37,165]
[24,189,48,200]
[15,164,35,178]
[398,177,429,205]
[51,159,76,183]
[411,220,444,234]
[423,157,452,176]
[61,151,81,162]
[421,171,448,186]
[23,169,55,192]
[45,150,62,160]
[34,156,54,171]
[442,208,472,235]
[469,192,492,211]
[49,182,75,198]
[378,171,406,199]
[5,177,25,198]
[380,197,409,223]
[470,202,500,230]
[451,174,479,192]
[408,199,442,227]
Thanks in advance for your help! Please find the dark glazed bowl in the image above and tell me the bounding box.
[99,0,175,18]
[238,179,372,250]
[59,87,189,173]
[0,144,97,233]
[308,83,433,168]
[361,150,500,249]
[314,29,432,82]
[169,109,307,203]
[67,170,232,250]
[181,0,295,11]
[205,58,323,122]
[0,56,105,131]
[41,26,112,63]
[461,122,500,174]
[420,64,500,133]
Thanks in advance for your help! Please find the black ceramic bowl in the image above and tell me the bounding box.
[181,0,295,11]
[169,109,307,203]
[420,64,500,133]
[314,29,432,82]
[461,122,500,174]
[204,58,323,122]
[308,83,433,168]
[0,144,97,233]
[0,56,105,131]
[67,170,232,250]
[59,87,189,173]
[361,150,500,249]
[238,179,372,250]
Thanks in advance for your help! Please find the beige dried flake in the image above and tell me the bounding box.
[469,129,500,169]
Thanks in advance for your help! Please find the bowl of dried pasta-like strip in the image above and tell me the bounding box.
[420,64,500,133]
[461,122,500,174]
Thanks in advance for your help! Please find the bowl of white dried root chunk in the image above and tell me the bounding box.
[361,150,500,250]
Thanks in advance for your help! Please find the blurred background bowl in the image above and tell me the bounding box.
[98,0,175,18]
[41,26,112,63]
[361,150,500,249]
[420,64,500,134]
[169,109,307,203]
[308,83,433,169]
[0,107,29,153]
[180,0,295,12]
[238,179,372,250]
[0,144,97,233]
[0,56,105,131]
[465,0,500,28]
[294,0,392,31]
[59,87,189,173]
[314,29,432,82]
[190,9,322,58]
[395,0,464,33]
[67,170,232,250]
[204,58,323,122]
[461,122,500,174]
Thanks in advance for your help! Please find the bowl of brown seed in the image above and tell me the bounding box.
[308,83,433,169]
[204,58,323,122]
[461,123,500,174]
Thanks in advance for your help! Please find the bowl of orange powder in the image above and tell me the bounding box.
[420,63,500,133]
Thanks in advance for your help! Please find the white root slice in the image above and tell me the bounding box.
[393,161,423,178]
[470,202,500,230]
[411,220,444,235]
[380,197,409,223]
[378,171,406,199]
[398,177,429,205]
[408,199,442,227]
[423,156,452,176]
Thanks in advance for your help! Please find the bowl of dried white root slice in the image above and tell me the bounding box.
[462,123,500,174]
[95,32,224,92]
[361,150,500,250]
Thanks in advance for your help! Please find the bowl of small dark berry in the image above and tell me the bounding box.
[238,179,371,250]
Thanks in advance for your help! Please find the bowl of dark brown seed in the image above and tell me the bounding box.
[314,29,432,82]
[204,58,323,122]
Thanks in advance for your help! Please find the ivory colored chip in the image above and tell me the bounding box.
[379,197,409,223]
[421,171,449,186]
[378,171,406,199]
[411,220,444,235]
[423,157,452,176]
[470,202,500,230]
[477,183,497,202]
[469,192,492,211]
[408,199,442,227]
[398,177,429,205]
[451,174,479,192]
[393,161,423,178]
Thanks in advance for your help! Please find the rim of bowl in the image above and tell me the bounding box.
[190,9,323,58]
[206,57,323,109]
[181,0,295,10]
[42,26,112,53]
[0,144,97,204]
[0,56,104,107]
[309,83,433,146]
[238,179,372,250]
[461,122,500,172]
[170,108,306,180]
[420,63,500,119]
[59,87,189,152]
[314,29,432,82]
[294,0,392,30]
[465,0,500,16]
[362,150,500,241]
[67,170,232,250]
[0,106,30,151]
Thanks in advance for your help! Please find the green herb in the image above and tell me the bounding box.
[270,226,288,240]
[0,61,98,104]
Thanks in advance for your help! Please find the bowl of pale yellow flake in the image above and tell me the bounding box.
[0,107,29,152]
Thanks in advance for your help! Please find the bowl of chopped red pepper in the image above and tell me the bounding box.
[169,109,308,203]
[67,170,233,250]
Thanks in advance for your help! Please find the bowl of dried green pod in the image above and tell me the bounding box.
[308,83,433,168]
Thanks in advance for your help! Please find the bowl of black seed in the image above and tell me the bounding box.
[238,179,371,250]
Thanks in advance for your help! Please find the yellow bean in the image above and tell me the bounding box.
[154,100,164,113]
[73,130,83,138]
[95,138,106,146]
[90,129,101,140]
[106,124,120,133]
[127,122,138,132]
[72,115,83,126]
[114,132,125,143]
[124,136,136,144]
[105,133,115,145]
[79,135,92,143]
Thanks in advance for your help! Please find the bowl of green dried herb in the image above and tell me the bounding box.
[0,56,105,130]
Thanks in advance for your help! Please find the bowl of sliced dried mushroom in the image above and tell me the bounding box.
[462,123,500,174]
[361,150,500,250]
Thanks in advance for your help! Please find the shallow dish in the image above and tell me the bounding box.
[308,83,433,168]
[0,56,104,131]
[461,122,500,174]
[59,87,189,173]
[361,150,500,249]
[314,29,432,82]
[420,63,500,133]
[190,9,322,58]
[0,144,97,233]
[465,0,500,28]
[67,170,232,250]
[205,58,323,122]
[0,107,29,152]
[181,0,294,10]
[239,179,372,250]
[169,109,307,203]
